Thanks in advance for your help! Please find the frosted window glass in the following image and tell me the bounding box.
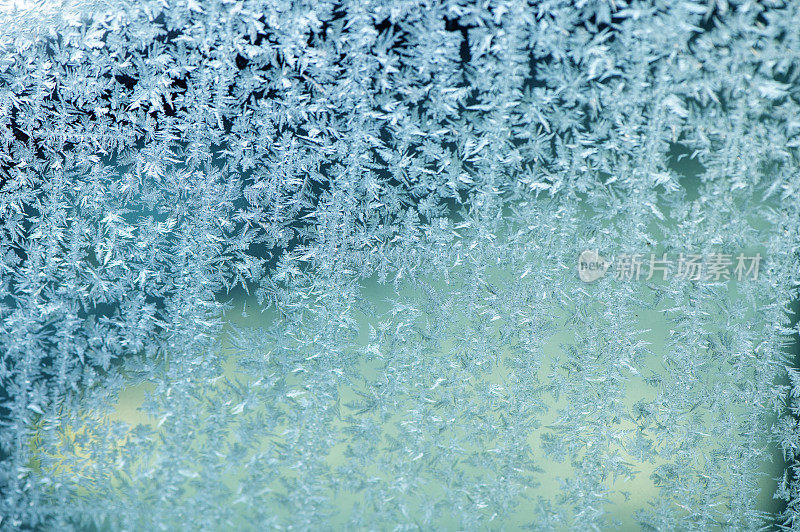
[2,2,799,530]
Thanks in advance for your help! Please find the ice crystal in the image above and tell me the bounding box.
[1,0,800,530]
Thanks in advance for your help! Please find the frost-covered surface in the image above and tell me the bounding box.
[1,0,800,530]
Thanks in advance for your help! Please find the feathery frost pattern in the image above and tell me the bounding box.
[1,0,800,529]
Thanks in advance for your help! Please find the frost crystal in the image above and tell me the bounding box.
[1,0,800,530]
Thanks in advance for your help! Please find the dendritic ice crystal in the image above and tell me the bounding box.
[2,0,800,530]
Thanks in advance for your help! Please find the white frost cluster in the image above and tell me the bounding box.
[1,0,800,530]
